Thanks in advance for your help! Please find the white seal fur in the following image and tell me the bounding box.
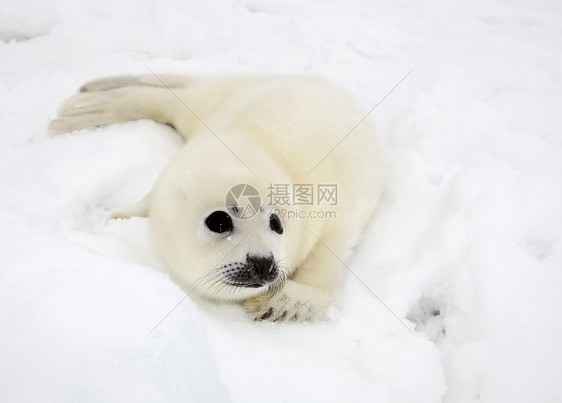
[50,75,384,322]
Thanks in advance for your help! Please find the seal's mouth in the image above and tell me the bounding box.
[220,254,280,289]
[223,280,271,288]
[219,271,287,299]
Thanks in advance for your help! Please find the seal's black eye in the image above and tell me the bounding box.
[205,211,233,234]
[269,213,283,235]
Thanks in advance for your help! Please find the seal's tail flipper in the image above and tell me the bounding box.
[49,75,185,135]
[78,75,184,93]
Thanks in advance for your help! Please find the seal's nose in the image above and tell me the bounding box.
[247,255,277,281]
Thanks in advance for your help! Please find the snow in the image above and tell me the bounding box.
[1,0,562,401]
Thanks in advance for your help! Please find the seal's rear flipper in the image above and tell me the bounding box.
[79,75,184,93]
[107,192,151,222]
[49,74,186,135]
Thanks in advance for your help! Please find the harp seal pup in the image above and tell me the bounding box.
[49,74,384,322]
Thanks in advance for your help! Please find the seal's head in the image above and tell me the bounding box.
[149,136,295,301]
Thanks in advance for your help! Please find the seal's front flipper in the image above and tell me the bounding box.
[107,192,151,221]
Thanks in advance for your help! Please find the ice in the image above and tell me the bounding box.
[0,207,230,402]
[1,0,562,401]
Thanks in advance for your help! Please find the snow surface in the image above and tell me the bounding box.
[1,0,562,401]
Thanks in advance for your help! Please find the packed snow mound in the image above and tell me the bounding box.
[1,0,561,402]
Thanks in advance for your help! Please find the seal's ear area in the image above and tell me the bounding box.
[106,192,151,222]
